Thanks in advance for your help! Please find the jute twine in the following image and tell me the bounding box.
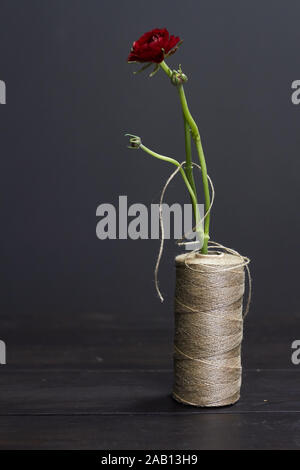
[173,246,250,407]
[154,162,251,407]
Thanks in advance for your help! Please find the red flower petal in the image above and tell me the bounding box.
[127,28,181,64]
[166,35,180,53]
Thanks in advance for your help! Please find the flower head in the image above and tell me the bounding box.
[125,134,142,149]
[127,28,181,64]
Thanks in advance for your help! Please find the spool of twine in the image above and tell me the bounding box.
[173,250,248,407]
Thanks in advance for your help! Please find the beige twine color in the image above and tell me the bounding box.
[173,246,250,407]
[153,162,251,407]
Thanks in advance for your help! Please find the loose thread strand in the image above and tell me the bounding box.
[155,162,215,302]
[154,164,251,318]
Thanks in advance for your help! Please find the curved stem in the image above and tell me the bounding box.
[160,60,172,78]
[178,85,210,253]
[161,61,198,216]
[160,60,211,253]
[183,116,197,201]
[139,143,203,240]
[194,138,210,253]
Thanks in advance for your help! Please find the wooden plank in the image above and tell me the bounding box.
[0,413,299,449]
[0,369,299,415]
[0,310,296,369]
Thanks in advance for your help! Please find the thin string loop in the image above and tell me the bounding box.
[154,164,251,319]
[154,162,215,302]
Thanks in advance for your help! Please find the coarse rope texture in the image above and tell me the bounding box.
[154,163,251,407]
[173,249,250,407]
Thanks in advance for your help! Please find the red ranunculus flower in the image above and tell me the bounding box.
[127,28,181,64]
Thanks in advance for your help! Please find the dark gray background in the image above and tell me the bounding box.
[0,0,299,332]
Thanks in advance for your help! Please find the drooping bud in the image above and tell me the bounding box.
[125,134,142,149]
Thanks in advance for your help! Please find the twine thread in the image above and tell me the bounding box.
[154,163,251,407]
[173,249,250,407]
[154,162,215,302]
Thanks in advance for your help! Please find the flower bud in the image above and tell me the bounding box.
[171,69,188,86]
[125,134,142,149]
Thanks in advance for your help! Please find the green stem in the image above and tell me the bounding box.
[160,60,211,254]
[183,116,197,202]
[183,115,199,244]
[139,143,203,241]
[160,60,172,78]
[194,138,210,253]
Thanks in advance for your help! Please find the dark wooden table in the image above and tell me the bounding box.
[0,310,299,449]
